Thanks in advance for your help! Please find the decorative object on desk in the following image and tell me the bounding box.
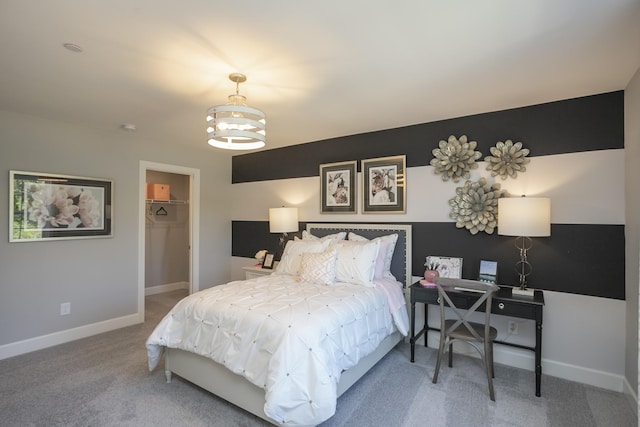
[362,155,406,213]
[448,177,506,234]
[478,259,498,284]
[425,256,462,279]
[320,160,357,213]
[269,207,299,254]
[261,252,275,269]
[206,73,266,151]
[430,134,482,183]
[254,249,267,266]
[498,196,551,296]
[9,170,113,242]
[484,139,530,180]
[420,259,441,286]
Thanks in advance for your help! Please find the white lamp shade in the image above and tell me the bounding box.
[269,207,298,233]
[498,197,551,237]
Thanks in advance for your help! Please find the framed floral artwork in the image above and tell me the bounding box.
[320,160,357,213]
[9,170,113,242]
[362,155,406,213]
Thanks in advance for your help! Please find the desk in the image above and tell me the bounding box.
[409,282,545,396]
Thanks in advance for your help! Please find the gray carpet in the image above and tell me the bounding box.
[0,290,636,427]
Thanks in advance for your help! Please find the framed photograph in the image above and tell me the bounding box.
[262,252,275,269]
[425,256,463,279]
[320,160,357,213]
[362,155,406,213]
[9,170,113,242]
[478,259,498,284]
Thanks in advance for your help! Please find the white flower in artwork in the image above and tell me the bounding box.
[25,183,102,229]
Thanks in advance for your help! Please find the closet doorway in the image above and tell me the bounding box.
[138,161,200,320]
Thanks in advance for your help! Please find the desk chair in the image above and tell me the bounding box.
[432,277,500,401]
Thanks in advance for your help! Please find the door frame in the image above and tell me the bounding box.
[138,161,200,319]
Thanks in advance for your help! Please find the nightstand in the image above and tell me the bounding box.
[242,265,275,279]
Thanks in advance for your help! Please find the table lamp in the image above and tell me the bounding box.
[498,196,550,296]
[269,207,299,252]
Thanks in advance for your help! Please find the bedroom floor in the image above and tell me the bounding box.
[0,290,635,427]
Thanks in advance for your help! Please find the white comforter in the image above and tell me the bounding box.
[146,274,409,426]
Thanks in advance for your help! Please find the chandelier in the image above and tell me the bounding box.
[206,73,266,150]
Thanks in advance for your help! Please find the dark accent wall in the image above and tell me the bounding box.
[231,91,626,300]
[233,91,623,183]
[232,221,625,300]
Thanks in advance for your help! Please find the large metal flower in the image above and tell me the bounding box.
[448,177,506,235]
[430,135,482,183]
[485,139,530,180]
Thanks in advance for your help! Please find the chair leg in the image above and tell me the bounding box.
[433,338,446,384]
[485,340,495,401]
[448,342,453,367]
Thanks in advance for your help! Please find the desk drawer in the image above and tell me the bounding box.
[492,300,537,320]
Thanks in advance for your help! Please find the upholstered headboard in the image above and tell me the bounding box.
[306,223,412,287]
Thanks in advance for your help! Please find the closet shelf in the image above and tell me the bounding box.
[145,199,189,205]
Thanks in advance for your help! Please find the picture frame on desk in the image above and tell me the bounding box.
[261,252,275,269]
[426,256,463,278]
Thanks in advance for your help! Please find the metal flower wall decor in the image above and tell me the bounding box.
[485,139,530,180]
[448,177,507,235]
[430,135,482,183]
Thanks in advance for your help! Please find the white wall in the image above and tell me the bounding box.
[230,150,628,391]
[624,67,640,408]
[0,110,232,358]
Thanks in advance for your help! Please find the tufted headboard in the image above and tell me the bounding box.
[306,223,412,287]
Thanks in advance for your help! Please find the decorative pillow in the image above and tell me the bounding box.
[299,250,338,285]
[275,239,331,276]
[328,239,380,287]
[301,230,347,241]
[348,232,399,280]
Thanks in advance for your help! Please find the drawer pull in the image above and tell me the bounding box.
[498,302,505,310]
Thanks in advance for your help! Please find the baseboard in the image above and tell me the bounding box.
[0,313,142,361]
[622,376,638,413]
[425,330,626,393]
[144,281,189,296]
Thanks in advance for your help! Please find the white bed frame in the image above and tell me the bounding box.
[163,223,412,425]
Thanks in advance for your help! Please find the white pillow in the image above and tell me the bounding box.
[275,239,331,276]
[348,232,399,280]
[300,230,346,241]
[299,250,338,285]
[328,239,380,287]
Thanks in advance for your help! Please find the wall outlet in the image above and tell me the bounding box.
[508,320,518,335]
[60,302,71,316]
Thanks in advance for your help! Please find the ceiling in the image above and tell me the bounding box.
[1,1,639,154]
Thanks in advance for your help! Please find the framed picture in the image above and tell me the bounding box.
[425,256,463,279]
[362,155,406,213]
[9,170,113,242]
[262,252,275,269]
[478,259,498,284]
[320,160,357,213]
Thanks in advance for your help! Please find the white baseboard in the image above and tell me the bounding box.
[0,312,142,361]
[424,330,626,393]
[145,281,189,296]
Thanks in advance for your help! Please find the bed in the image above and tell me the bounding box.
[146,223,412,426]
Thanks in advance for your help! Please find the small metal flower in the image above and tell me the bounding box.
[485,139,530,180]
[430,135,482,183]
[448,177,507,235]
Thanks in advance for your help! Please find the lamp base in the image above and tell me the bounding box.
[511,287,535,297]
